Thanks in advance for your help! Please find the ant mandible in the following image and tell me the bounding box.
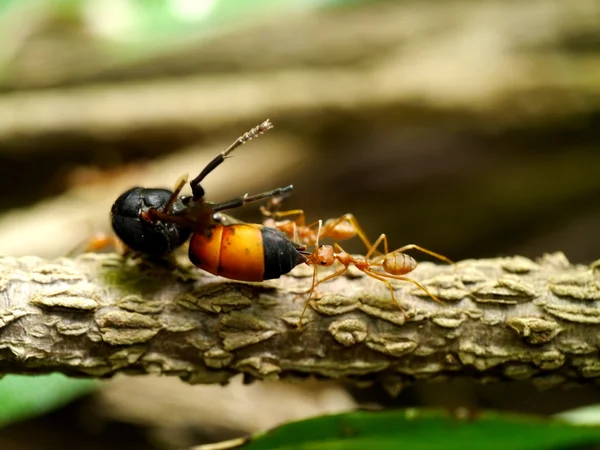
[260,195,374,252]
[110,119,307,282]
[298,221,454,327]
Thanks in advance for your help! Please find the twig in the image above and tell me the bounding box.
[0,251,598,395]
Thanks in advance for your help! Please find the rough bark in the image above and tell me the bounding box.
[0,251,598,395]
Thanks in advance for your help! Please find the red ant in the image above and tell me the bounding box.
[67,224,125,257]
[260,196,374,252]
[298,221,454,327]
[80,232,121,253]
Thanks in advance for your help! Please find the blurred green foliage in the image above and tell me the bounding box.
[0,374,97,428]
[242,409,600,450]
[0,0,366,45]
[0,0,370,81]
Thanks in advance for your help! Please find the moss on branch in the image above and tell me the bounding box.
[0,252,599,395]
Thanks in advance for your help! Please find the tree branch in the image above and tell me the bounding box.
[1,251,598,395]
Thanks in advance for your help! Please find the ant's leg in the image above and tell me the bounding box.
[296,219,325,299]
[298,220,325,328]
[259,191,298,217]
[384,244,454,266]
[369,271,443,304]
[212,185,294,213]
[84,234,117,253]
[260,196,283,216]
[263,209,307,225]
[298,266,349,329]
[338,214,373,252]
[269,209,307,244]
[292,222,300,244]
[295,220,324,295]
[298,258,320,330]
[260,207,307,241]
[311,266,350,290]
[190,120,273,201]
[363,270,407,316]
[67,233,115,257]
[365,234,390,261]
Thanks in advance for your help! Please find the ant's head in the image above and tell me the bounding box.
[111,187,192,257]
[306,244,334,266]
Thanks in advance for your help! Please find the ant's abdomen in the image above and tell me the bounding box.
[382,252,417,275]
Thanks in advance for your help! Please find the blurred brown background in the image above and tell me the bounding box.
[0,0,598,448]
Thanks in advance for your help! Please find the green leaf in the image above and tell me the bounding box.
[236,409,600,450]
[0,374,98,427]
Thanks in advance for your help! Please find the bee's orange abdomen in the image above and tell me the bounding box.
[189,224,265,281]
[189,223,307,282]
